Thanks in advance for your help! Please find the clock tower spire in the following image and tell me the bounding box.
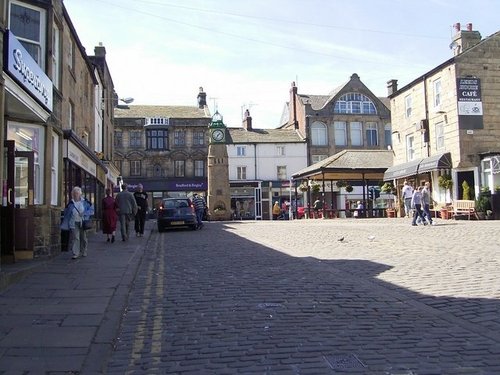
[207,111,231,220]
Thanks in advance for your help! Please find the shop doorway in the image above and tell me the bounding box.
[1,141,35,263]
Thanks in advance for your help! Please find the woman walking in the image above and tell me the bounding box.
[102,188,118,243]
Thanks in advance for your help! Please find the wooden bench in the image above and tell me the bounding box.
[452,200,478,220]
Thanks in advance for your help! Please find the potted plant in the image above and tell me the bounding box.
[336,180,347,188]
[475,195,491,220]
[298,182,309,192]
[438,174,453,190]
[381,182,395,195]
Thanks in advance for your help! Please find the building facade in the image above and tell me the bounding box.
[0,0,116,266]
[113,88,211,210]
[281,73,392,166]
[385,24,500,209]
[227,111,307,220]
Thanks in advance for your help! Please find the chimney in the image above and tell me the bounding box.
[290,81,298,129]
[243,109,252,131]
[387,79,398,96]
[94,42,106,58]
[197,86,207,108]
[451,22,481,56]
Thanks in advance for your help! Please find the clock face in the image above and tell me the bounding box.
[212,129,224,142]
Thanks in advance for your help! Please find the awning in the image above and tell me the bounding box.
[383,159,422,181]
[383,152,453,181]
[418,152,452,173]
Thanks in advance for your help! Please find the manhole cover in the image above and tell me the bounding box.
[324,354,366,370]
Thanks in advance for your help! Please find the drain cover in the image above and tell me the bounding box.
[324,354,366,370]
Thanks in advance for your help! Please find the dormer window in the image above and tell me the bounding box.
[334,93,377,114]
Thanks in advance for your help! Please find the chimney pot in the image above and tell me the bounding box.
[243,111,252,131]
[466,23,473,31]
[454,22,461,32]
[197,87,207,108]
[387,79,398,96]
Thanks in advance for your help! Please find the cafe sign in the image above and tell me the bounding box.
[457,77,483,129]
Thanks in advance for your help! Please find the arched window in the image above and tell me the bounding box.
[334,93,377,114]
[310,121,327,146]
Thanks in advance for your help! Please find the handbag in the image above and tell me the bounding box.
[82,219,93,231]
[75,204,93,231]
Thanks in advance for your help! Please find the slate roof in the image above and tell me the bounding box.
[227,128,304,144]
[292,149,393,179]
[114,105,211,119]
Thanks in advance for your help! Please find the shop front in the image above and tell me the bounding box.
[124,177,208,211]
[63,130,108,230]
[1,30,53,262]
[230,181,261,220]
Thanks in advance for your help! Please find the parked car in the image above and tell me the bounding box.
[157,198,197,232]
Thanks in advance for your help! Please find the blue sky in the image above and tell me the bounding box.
[64,0,498,128]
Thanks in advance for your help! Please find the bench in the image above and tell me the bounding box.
[452,200,478,220]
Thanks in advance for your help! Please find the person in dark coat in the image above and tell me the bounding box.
[133,184,148,237]
[102,188,118,243]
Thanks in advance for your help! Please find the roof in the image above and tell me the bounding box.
[227,128,305,144]
[114,105,211,119]
[292,149,394,181]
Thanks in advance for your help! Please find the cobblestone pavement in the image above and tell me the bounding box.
[107,218,500,374]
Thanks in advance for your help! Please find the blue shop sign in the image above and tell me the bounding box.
[5,30,53,112]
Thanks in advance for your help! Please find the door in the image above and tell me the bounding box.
[1,141,35,262]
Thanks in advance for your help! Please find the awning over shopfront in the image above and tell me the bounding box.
[418,152,452,174]
[383,152,452,180]
[383,159,422,181]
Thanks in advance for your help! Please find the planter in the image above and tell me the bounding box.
[440,208,451,220]
[386,208,396,218]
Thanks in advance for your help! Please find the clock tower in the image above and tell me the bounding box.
[207,111,231,221]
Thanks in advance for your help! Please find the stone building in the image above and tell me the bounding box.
[281,73,392,166]
[384,24,500,207]
[0,0,115,265]
[280,73,392,214]
[113,88,211,210]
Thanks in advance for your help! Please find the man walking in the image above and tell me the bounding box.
[192,193,206,229]
[401,180,414,218]
[422,181,434,225]
[134,184,148,237]
[115,183,138,241]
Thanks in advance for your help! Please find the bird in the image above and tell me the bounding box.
[338,236,345,242]
[367,235,375,241]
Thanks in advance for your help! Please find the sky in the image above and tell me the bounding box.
[64,0,498,129]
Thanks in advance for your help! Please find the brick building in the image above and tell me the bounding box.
[384,24,500,208]
[113,88,211,210]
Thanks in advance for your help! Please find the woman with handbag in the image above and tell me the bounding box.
[67,186,92,259]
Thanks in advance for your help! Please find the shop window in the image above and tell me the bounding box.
[7,122,45,205]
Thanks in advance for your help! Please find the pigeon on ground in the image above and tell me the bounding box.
[338,236,345,242]
[367,235,375,241]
